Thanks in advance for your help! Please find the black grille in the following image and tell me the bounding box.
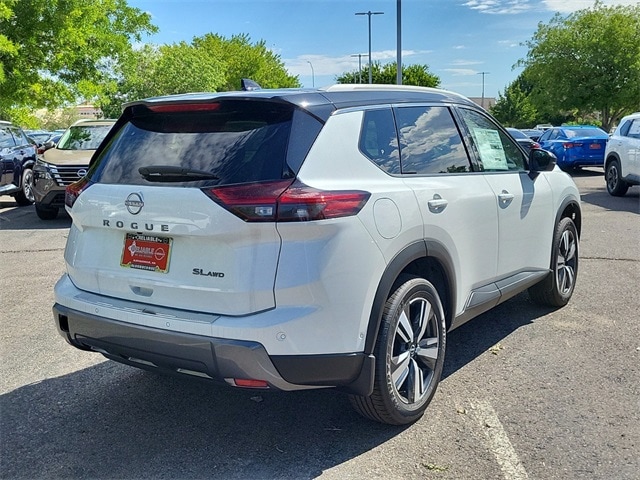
[50,165,88,187]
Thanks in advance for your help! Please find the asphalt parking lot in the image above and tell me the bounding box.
[1,169,638,480]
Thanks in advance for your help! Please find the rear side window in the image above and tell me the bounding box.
[0,127,16,148]
[90,101,321,187]
[395,106,470,174]
[359,108,400,174]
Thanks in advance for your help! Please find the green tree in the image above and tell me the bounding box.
[337,61,440,87]
[100,34,299,116]
[491,77,538,127]
[194,34,299,91]
[518,2,640,131]
[0,0,156,119]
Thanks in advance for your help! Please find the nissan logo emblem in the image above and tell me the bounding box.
[125,192,144,215]
[77,169,87,178]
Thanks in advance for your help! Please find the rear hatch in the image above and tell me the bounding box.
[64,98,323,316]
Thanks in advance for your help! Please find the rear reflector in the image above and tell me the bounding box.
[204,180,371,222]
[230,378,270,388]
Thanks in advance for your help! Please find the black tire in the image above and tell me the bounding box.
[529,217,579,307]
[14,167,35,206]
[35,203,59,220]
[350,275,446,425]
[605,159,629,196]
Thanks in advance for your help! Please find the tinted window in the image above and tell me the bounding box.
[563,127,606,138]
[58,125,113,150]
[395,106,470,174]
[0,127,16,148]
[359,108,400,174]
[506,128,528,140]
[627,119,640,139]
[458,108,525,171]
[90,101,319,188]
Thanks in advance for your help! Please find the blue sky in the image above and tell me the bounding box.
[127,0,635,100]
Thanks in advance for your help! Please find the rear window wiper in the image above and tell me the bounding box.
[138,166,219,182]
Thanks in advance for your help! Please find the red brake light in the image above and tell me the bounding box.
[147,103,221,113]
[532,142,541,149]
[563,142,581,149]
[204,180,371,222]
[278,183,371,221]
[65,177,92,208]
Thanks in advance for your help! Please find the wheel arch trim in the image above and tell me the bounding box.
[363,239,456,355]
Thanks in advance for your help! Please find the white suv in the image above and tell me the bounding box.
[604,112,640,196]
[53,84,581,425]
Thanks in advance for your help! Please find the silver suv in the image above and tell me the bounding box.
[53,85,581,425]
[604,112,640,196]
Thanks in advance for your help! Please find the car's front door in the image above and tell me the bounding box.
[456,107,555,279]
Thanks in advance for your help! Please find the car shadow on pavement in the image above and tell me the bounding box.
[443,292,554,379]
[0,203,71,230]
[0,293,551,479]
[0,363,402,479]
[580,189,639,214]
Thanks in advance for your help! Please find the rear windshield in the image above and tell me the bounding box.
[58,125,113,150]
[89,100,322,188]
[563,128,606,138]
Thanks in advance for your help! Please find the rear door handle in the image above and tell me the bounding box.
[428,194,448,213]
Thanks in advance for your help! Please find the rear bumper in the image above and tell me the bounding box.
[559,153,605,168]
[52,303,373,395]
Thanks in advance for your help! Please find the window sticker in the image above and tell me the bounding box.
[473,128,508,170]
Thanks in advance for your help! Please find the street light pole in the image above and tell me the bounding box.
[350,53,363,83]
[307,61,315,88]
[396,0,402,85]
[477,71,490,109]
[355,10,384,84]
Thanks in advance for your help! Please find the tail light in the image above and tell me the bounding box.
[563,142,582,149]
[65,177,92,208]
[204,180,371,222]
[531,142,541,149]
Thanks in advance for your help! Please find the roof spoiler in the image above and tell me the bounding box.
[241,79,262,91]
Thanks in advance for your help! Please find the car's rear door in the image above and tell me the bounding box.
[394,104,499,318]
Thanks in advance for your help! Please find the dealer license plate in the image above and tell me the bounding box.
[121,233,172,273]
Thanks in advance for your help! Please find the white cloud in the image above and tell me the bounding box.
[542,0,638,13]
[443,68,480,76]
[283,50,429,76]
[463,0,638,15]
[450,59,484,66]
[462,0,534,15]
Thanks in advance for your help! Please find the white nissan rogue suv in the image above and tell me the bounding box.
[53,84,581,425]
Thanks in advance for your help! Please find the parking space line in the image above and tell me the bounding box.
[471,400,529,480]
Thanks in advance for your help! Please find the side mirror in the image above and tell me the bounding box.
[529,148,556,172]
[43,140,56,151]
